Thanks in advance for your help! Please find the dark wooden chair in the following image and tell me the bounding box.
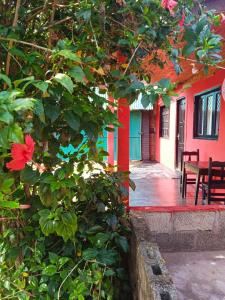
[180,149,199,198]
[202,158,225,205]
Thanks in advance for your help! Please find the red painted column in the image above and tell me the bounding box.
[117,98,130,205]
[107,96,114,166]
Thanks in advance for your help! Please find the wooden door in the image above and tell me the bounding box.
[176,98,186,168]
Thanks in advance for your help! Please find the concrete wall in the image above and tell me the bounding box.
[130,217,177,300]
[155,99,177,170]
[131,208,225,252]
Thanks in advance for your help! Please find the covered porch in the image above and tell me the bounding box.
[129,161,195,207]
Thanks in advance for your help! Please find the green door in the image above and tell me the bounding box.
[130,111,142,160]
[114,111,142,161]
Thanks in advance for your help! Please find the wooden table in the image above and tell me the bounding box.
[183,161,209,205]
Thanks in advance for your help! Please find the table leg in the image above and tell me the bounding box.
[181,167,185,198]
[195,171,200,205]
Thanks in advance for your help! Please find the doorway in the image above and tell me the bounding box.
[176,98,186,168]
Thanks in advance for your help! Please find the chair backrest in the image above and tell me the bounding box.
[180,149,199,171]
[208,157,225,184]
[207,158,225,203]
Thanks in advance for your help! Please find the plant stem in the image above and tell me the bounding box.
[57,259,84,300]
[0,37,52,52]
[123,41,143,75]
[5,0,21,79]
[48,0,57,48]
[46,16,72,29]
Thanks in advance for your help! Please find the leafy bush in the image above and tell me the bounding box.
[0,171,131,300]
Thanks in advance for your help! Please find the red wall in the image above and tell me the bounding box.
[155,69,225,170]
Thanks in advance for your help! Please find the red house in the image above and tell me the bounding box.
[107,0,225,203]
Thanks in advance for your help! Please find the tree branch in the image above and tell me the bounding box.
[0,37,52,52]
[5,0,21,77]
[123,41,143,75]
[46,16,72,30]
[48,0,57,48]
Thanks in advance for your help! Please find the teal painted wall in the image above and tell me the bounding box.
[61,112,142,161]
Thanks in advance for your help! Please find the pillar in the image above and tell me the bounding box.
[107,96,114,166]
[117,98,130,205]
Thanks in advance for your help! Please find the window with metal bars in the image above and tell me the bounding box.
[194,88,221,139]
[160,106,169,138]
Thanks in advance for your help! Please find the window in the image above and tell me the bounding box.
[160,106,169,138]
[194,88,221,139]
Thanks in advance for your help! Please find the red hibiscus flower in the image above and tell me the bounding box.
[112,50,127,64]
[6,135,35,171]
[161,0,178,16]
[179,12,185,26]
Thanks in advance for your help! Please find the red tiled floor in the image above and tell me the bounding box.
[129,162,198,207]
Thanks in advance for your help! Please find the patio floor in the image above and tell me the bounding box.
[129,161,196,207]
[163,250,225,300]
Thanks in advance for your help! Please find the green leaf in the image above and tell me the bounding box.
[77,9,91,21]
[141,93,156,108]
[34,99,45,123]
[159,78,171,89]
[83,248,98,260]
[162,94,171,107]
[14,76,35,88]
[54,73,74,94]
[92,232,111,248]
[39,218,55,236]
[11,98,36,111]
[20,166,40,185]
[61,211,77,228]
[64,111,80,131]
[0,200,19,209]
[0,110,14,124]
[45,104,60,123]
[1,178,14,193]
[10,47,27,59]
[182,43,195,57]
[0,90,23,101]
[59,257,70,268]
[104,269,115,277]
[55,222,74,242]
[116,236,129,252]
[42,265,57,276]
[97,249,118,265]
[86,225,104,235]
[57,50,81,63]
[0,73,12,88]
[0,126,9,148]
[68,66,86,83]
[197,49,206,59]
[49,252,59,264]
[33,81,49,93]
[8,124,23,143]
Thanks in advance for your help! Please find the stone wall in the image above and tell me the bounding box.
[130,217,177,300]
[131,209,225,252]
